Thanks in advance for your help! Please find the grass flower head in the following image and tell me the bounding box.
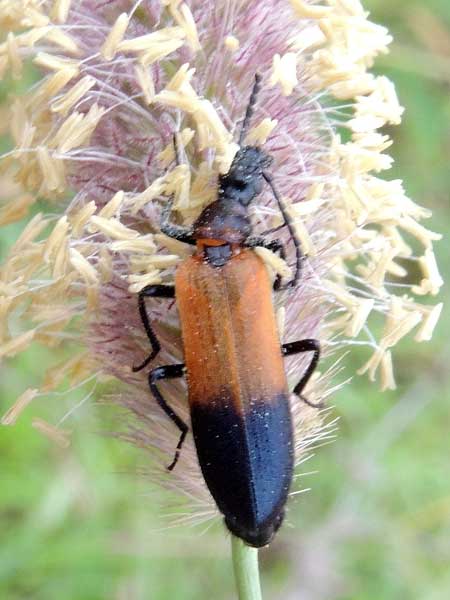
[0,0,443,535]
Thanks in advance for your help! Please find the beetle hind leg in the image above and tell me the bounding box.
[149,364,188,471]
[282,338,324,409]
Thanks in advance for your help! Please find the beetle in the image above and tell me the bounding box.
[133,74,321,548]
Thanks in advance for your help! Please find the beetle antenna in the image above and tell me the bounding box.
[239,73,262,146]
[263,172,303,287]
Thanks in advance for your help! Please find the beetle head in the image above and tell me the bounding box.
[218,146,273,206]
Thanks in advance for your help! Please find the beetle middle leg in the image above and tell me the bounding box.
[149,364,188,471]
[133,284,175,373]
[282,339,324,408]
[263,172,304,288]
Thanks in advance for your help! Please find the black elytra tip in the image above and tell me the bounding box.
[225,509,285,548]
[189,391,294,549]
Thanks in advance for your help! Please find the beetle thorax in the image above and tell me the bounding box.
[193,198,251,244]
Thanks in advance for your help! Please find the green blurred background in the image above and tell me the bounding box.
[0,1,449,598]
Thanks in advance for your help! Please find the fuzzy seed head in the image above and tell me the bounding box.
[0,0,442,521]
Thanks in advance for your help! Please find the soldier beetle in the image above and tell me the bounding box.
[134,74,321,547]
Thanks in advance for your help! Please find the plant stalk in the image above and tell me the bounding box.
[231,534,263,600]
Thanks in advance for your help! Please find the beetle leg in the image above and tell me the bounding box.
[245,236,287,290]
[149,364,188,471]
[282,339,324,408]
[133,285,175,373]
[160,196,196,245]
[159,135,196,245]
[262,172,304,288]
[261,223,285,236]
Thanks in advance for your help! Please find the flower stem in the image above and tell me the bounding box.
[231,534,263,600]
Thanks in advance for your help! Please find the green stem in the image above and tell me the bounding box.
[231,534,263,600]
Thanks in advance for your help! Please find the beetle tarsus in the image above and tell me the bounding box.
[132,349,159,373]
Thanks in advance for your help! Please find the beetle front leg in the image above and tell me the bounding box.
[245,236,287,290]
[159,134,196,245]
[160,196,196,245]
